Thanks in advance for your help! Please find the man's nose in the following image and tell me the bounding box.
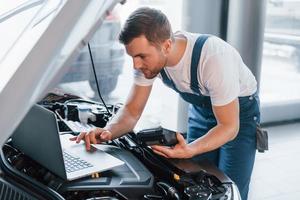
[133,58,142,70]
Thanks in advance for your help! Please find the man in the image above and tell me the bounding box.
[71,7,260,200]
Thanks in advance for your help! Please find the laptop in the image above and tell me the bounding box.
[12,104,124,181]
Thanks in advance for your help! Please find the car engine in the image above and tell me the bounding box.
[0,93,240,200]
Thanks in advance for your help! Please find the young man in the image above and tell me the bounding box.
[71,7,260,200]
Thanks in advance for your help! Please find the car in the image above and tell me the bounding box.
[0,1,240,199]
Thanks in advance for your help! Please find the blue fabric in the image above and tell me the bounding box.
[190,35,210,94]
[159,35,260,200]
[188,94,260,200]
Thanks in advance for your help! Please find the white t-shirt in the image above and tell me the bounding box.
[134,31,257,106]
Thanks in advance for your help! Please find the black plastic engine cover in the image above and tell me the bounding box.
[59,145,154,199]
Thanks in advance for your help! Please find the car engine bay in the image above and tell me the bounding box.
[0,92,239,200]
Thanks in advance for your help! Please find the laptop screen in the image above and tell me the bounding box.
[12,104,67,179]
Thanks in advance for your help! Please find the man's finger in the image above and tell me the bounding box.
[69,136,77,141]
[100,130,111,141]
[76,132,86,143]
[152,149,169,158]
[176,132,186,144]
[151,145,172,157]
[84,133,91,151]
[89,130,97,144]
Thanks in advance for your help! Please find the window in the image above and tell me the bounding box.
[260,0,300,122]
[261,0,300,103]
[57,0,184,130]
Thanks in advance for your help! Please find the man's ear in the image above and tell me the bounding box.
[162,39,172,54]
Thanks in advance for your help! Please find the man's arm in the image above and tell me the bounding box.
[105,84,153,139]
[71,84,152,150]
[188,98,240,156]
[151,98,239,158]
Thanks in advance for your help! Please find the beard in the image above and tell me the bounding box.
[143,53,168,79]
[142,68,161,79]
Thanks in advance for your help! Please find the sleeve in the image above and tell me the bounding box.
[201,50,241,106]
[133,69,156,86]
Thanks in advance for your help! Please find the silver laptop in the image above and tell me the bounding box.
[12,104,124,181]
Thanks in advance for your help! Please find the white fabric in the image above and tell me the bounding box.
[133,31,257,106]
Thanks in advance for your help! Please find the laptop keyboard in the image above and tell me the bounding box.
[63,151,93,173]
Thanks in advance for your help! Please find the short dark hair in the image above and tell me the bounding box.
[119,7,173,46]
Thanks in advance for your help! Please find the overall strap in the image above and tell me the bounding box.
[160,69,172,87]
[159,34,211,108]
[160,68,180,93]
[190,35,210,94]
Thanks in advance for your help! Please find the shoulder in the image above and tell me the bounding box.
[204,36,239,58]
[174,31,200,45]
[178,32,238,59]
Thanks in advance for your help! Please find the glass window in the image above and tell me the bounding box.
[57,0,183,126]
[261,0,300,104]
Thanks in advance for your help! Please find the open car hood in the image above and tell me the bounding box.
[0,0,122,147]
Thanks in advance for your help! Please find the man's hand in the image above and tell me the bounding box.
[151,133,195,159]
[69,128,112,151]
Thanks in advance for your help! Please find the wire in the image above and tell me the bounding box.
[87,42,111,115]
[63,98,108,106]
[143,194,163,200]
[156,181,181,200]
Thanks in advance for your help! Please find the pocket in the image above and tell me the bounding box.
[239,94,260,121]
[256,124,269,153]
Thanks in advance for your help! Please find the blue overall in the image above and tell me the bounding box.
[160,35,260,200]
